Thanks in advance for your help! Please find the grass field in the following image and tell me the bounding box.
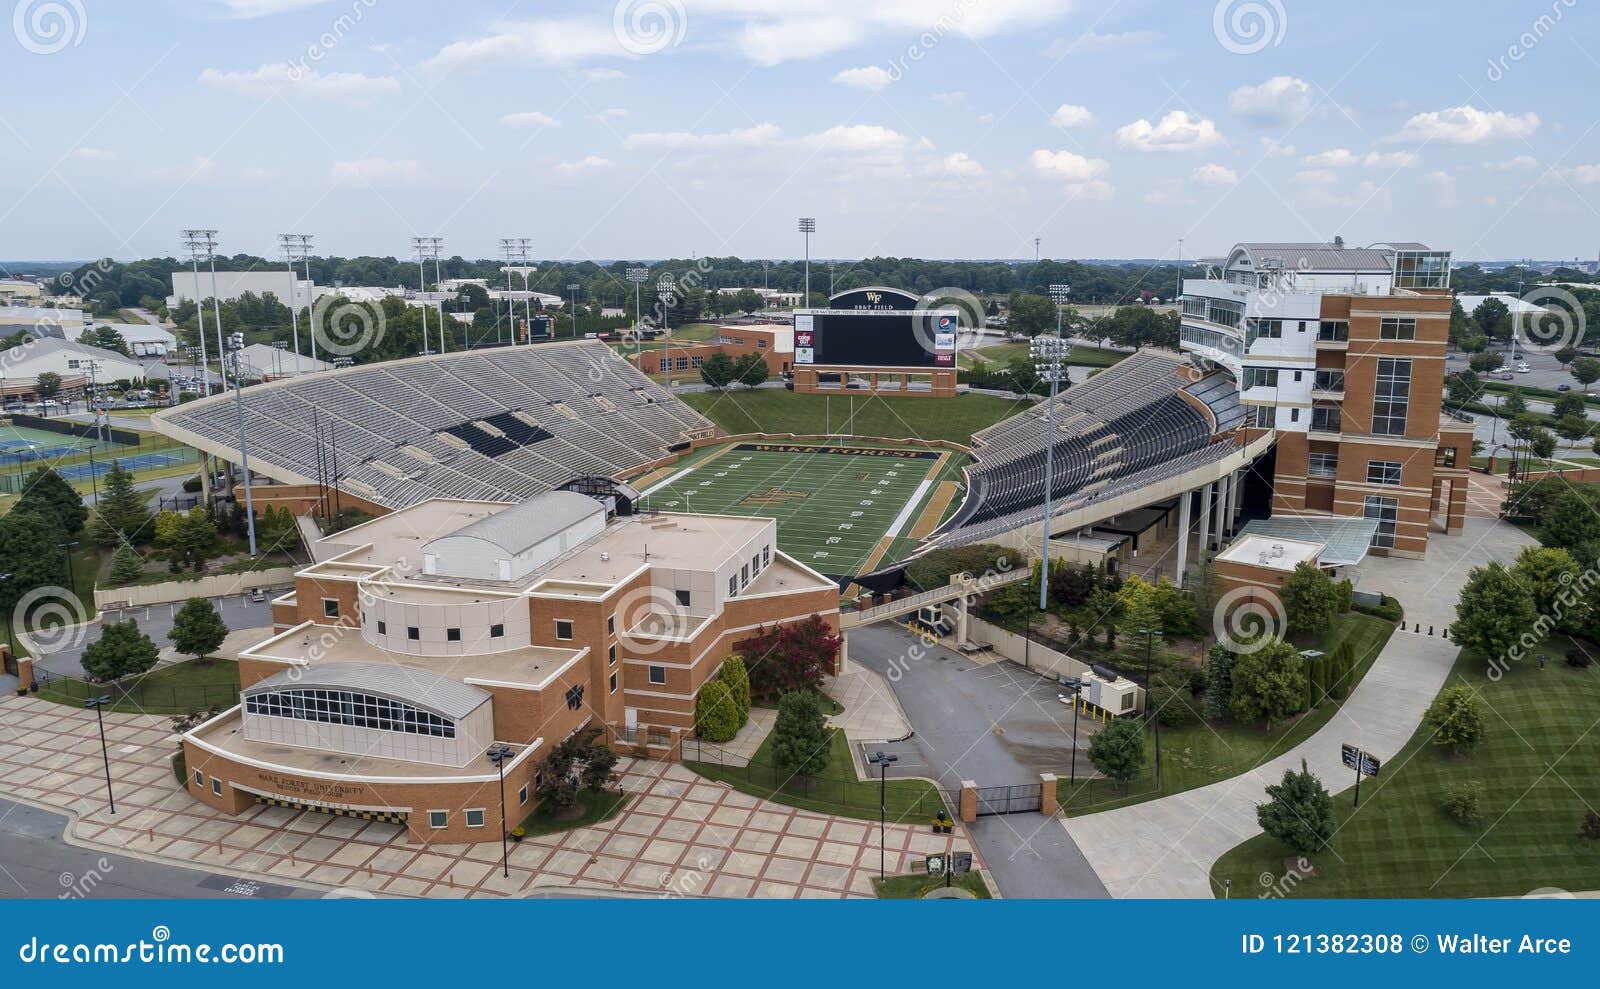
[958,341,1128,370]
[1210,638,1600,898]
[679,388,1030,445]
[639,440,961,575]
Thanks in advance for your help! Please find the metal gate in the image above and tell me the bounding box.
[974,783,1041,816]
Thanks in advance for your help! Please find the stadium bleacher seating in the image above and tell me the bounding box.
[155,340,715,509]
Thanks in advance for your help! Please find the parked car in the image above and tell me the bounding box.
[1501,373,1516,381]
[1558,384,1573,392]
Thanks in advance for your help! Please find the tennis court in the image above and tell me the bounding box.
[54,451,191,481]
[637,441,962,577]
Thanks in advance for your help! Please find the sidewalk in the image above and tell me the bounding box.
[1063,516,1535,897]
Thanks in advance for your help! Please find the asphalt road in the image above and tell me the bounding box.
[848,623,1108,898]
[0,798,319,899]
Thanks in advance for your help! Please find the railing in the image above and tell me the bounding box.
[840,567,1031,629]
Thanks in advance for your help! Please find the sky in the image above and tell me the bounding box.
[2,0,1597,264]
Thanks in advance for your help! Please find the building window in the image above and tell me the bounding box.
[610,672,618,693]
[376,620,387,635]
[763,545,770,566]
[428,810,448,829]
[608,644,616,665]
[1290,408,1300,423]
[407,626,420,640]
[246,687,458,738]
[1250,405,1277,428]
[729,575,738,597]
[1308,452,1338,478]
[607,615,615,635]
[1245,319,1283,347]
[490,623,504,638]
[751,553,760,575]
[211,778,221,795]
[518,784,529,805]
[1364,496,1399,548]
[1317,320,1349,342]
[648,665,666,685]
[1242,367,1278,389]
[465,808,485,828]
[1379,316,1417,340]
[193,770,203,786]
[740,564,749,588]
[675,589,691,607]
[446,627,461,642]
[322,598,340,618]
[555,619,573,640]
[1367,460,1403,486]
[1372,358,1412,436]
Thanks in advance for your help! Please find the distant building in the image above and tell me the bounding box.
[0,305,85,337]
[715,287,805,308]
[169,270,315,311]
[0,337,145,393]
[0,279,45,303]
[89,321,177,360]
[1453,292,1546,317]
[632,323,795,377]
[230,343,335,381]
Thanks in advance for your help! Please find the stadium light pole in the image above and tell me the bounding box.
[1032,283,1071,611]
[412,237,444,355]
[798,218,815,304]
[567,283,580,340]
[500,238,532,345]
[201,231,228,392]
[279,234,312,375]
[181,230,215,396]
[626,266,649,368]
[657,275,676,389]
[227,332,258,558]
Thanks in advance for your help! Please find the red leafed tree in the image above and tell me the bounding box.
[737,614,841,701]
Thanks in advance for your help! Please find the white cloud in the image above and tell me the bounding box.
[1044,30,1162,56]
[1228,76,1312,126]
[1487,154,1540,171]
[624,124,784,151]
[204,0,330,18]
[1259,137,1296,158]
[931,91,966,106]
[832,65,893,91]
[1390,106,1539,144]
[1115,110,1222,152]
[592,107,630,121]
[804,124,907,155]
[1049,103,1094,128]
[1029,148,1114,198]
[1304,148,1417,168]
[1191,163,1238,186]
[66,147,116,162]
[1571,164,1600,184]
[583,67,626,81]
[499,111,558,129]
[331,158,425,185]
[1294,168,1339,185]
[198,63,400,105]
[555,155,614,176]
[938,152,984,177]
[425,18,627,73]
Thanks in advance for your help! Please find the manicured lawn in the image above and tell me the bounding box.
[1211,638,1600,898]
[874,870,991,899]
[518,789,629,837]
[1059,613,1396,816]
[679,388,1030,446]
[37,657,240,715]
[686,728,947,823]
[961,342,1127,370]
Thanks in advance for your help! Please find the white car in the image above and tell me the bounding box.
[1516,362,1531,373]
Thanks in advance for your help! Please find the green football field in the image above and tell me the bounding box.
[637,442,962,577]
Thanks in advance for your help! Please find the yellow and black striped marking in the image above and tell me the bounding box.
[255,795,407,826]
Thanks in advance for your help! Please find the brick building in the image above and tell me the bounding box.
[182,490,839,844]
[633,324,794,377]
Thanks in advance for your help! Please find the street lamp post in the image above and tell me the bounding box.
[1061,675,1085,788]
[486,744,513,878]
[798,218,816,304]
[1140,627,1163,788]
[85,694,115,815]
[1032,284,1071,611]
[866,750,898,879]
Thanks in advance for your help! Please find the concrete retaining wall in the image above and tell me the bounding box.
[967,616,1091,682]
[94,566,297,610]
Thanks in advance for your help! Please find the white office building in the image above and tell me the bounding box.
[168,270,315,311]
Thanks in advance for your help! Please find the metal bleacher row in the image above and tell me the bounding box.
[933,350,1241,547]
[156,340,714,509]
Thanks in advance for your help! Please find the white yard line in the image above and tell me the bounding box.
[884,479,933,541]
[641,465,697,496]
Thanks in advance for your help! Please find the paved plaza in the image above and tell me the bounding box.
[0,694,978,899]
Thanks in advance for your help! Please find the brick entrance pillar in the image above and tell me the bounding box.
[1039,773,1058,816]
[958,780,978,823]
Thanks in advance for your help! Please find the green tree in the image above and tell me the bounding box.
[1556,414,1591,443]
[1511,545,1588,633]
[14,466,87,535]
[718,655,751,721]
[174,510,220,571]
[1426,684,1486,755]
[1256,759,1335,857]
[1472,297,1512,343]
[255,505,299,554]
[1281,562,1338,640]
[108,545,144,584]
[1571,356,1600,393]
[87,461,151,548]
[1468,351,1503,374]
[1087,717,1146,788]
[699,351,736,389]
[694,678,743,742]
[1006,292,1056,338]
[0,509,69,621]
[1502,388,1528,416]
[732,351,769,388]
[1003,355,1040,394]
[1555,345,1579,367]
[80,619,159,682]
[35,371,62,402]
[1445,369,1481,405]
[1452,561,1537,660]
[575,727,619,792]
[1203,644,1235,722]
[1229,639,1307,732]
[169,597,229,661]
[769,690,832,783]
[1553,392,1588,419]
[1538,489,1600,551]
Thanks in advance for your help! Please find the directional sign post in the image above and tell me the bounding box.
[1342,743,1381,807]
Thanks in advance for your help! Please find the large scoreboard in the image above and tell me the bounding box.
[793,287,959,369]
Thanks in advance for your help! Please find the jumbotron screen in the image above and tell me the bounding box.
[794,311,958,369]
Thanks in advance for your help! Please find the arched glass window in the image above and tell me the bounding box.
[244,688,456,738]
